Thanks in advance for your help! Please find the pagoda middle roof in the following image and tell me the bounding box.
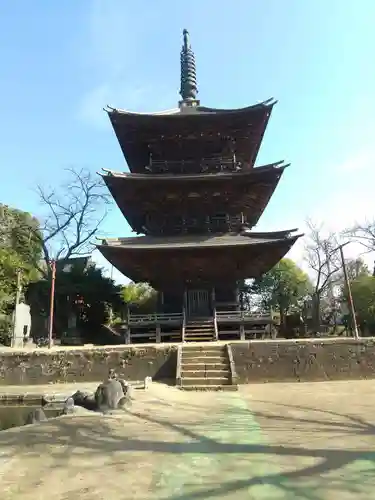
[101,162,288,233]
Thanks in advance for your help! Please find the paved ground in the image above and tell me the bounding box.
[0,380,374,499]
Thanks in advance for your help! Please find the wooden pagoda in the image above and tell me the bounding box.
[98,29,302,343]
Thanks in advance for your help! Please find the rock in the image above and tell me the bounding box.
[72,406,98,416]
[72,390,97,411]
[94,379,129,413]
[62,397,75,415]
[25,408,47,425]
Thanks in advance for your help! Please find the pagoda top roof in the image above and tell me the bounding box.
[98,229,301,251]
[104,98,276,120]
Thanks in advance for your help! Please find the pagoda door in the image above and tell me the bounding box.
[187,289,210,318]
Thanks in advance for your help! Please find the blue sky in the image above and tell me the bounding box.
[0,0,374,282]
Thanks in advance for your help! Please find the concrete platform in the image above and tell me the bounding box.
[0,380,373,499]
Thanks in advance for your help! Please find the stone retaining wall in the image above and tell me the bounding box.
[231,338,375,383]
[1,339,375,386]
[0,345,177,385]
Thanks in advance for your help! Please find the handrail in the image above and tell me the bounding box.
[130,312,182,319]
[182,306,186,343]
[213,307,218,341]
[216,310,272,321]
[147,157,241,174]
[226,344,238,386]
[129,312,183,324]
[176,345,183,386]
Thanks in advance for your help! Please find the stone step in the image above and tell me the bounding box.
[186,316,214,325]
[184,331,215,336]
[182,358,228,364]
[182,352,227,358]
[185,326,215,333]
[184,337,215,342]
[182,346,226,352]
[185,323,214,328]
[181,369,229,378]
[182,352,227,359]
[185,332,215,337]
[180,362,228,370]
[179,384,238,392]
[181,376,231,386]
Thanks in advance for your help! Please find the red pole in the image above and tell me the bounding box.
[48,260,56,348]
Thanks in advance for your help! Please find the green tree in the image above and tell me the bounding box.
[252,258,313,330]
[0,206,42,343]
[342,275,375,335]
[0,205,42,269]
[26,261,124,342]
[121,282,157,318]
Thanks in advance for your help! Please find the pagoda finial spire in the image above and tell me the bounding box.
[179,29,199,106]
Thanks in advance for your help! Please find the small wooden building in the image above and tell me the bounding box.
[98,30,302,343]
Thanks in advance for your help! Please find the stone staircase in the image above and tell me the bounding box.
[177,344,238,391]
[184,318,215,342]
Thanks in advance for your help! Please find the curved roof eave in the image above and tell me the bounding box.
[100,161,289,182]
[97,232,303,251]
[104,98,277,119]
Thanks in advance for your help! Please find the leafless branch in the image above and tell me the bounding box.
[342,219,375,252]
[304,219,342,296]
[33,167,111,275]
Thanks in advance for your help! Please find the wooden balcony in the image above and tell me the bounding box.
[147,157,241,174]
[128,312,183,326]
[216,310,273,324]
[125,310,276,344]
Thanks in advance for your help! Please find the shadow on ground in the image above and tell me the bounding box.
[0,385,374,499]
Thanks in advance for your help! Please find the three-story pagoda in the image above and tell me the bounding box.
[98,30,302,342]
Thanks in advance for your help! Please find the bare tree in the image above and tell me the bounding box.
[304,220,343,331]
[33,168,111,276]
[338,257,370,282]
[343,219,375,253]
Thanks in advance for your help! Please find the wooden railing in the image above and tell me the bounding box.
[128,312,183,325]
[216,311,272,322]
[147,157,241,174]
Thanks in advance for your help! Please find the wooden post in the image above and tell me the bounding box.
[339,245,359,339]
[182,289,187,342]
[11,270,22,348]
[240,323,245,341]
[48,260,56,349]
[212,287,218,340]
[155,324,161,343]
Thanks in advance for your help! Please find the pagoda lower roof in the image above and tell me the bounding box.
[97,230,302,288]
[101,162,287,233]
[106,99,275,173]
